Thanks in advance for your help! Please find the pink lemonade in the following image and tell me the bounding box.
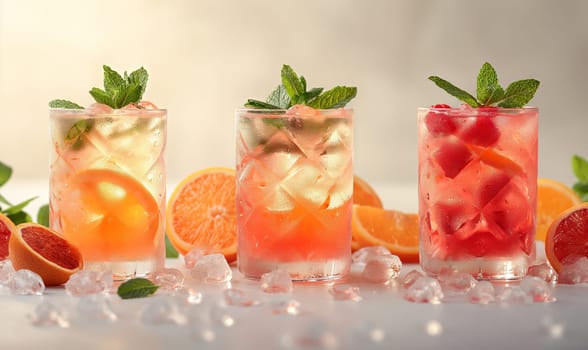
[236,107,353,281]
[418,106,538,280]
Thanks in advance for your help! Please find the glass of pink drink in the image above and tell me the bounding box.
[418,106,538,280]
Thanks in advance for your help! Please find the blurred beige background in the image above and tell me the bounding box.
[0,0,587,188]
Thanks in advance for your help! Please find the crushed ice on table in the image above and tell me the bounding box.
[270,299,301,316]
[527,262,558,284]
[361,255,402,283]
[261,269,292,294]
[77,295,117,322]
[191,254,232,284]
[0,260,15,284]
[558,256,588,284]
[328,284,362,302]
[223,288,261,307]
[9,269,45,295]
[468,281,495,304]
[352,246,391,265]
[141,297,187,325]
[184,248,205,269]
[28,300,70,328]
[400,269,424,289]
[438,269,477,295]
[173,286,203,305]
[404,276,443,303]
[520,276,555,302]
[497,285,531,304]
[152,268,184,291]
[65,270,113,296]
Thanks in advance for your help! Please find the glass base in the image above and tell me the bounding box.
[85,258,161,281]
[421,256,532,281]
[239,259,350,282]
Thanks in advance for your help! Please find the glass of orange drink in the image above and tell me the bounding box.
[236,106,353,281]
[49,105,166,279]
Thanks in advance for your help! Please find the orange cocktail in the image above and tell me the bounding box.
[236,106,353,281]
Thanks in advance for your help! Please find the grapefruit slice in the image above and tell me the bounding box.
[0,213,17,260]
[351,204,419,263]
[536,178,581,242]
[545,203,588,273]
[166,167,237,262]
[9,223,83,286]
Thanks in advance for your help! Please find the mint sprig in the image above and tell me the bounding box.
[429,62,540,108]
[90,65,148,109]
[117,277,159,299]
[572,154,588,201]
[0,160,48,226]
[245,64,357,110]
[49,99,84,109]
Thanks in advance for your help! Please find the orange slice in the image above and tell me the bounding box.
[536,178,581,241]
[545,203,588,273]
[59,168,160,261]
[351,204,419,263]
[166,167,237,262]
[9,223,83,286]
[353,175,383,208]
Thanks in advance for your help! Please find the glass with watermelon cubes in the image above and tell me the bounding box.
[418,105,538,280]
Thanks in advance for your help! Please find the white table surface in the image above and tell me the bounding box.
[1,181,586,350]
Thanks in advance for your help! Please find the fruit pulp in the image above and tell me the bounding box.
[417,106,538,280]
[236,107,353,281]
[49,108,166,279]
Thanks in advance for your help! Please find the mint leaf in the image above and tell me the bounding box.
[245,99,281,109]
[497,79,540,108]
[49,99,84,109]
[572,182,588,202]
[103,65,126,93]
[266,85,291,109]
[309,86,357,109]
[0,193,10,206]
[126,67,149,100]
[572,154,588,182]
[281,65,305,102]
[428,76,480,107]
[117,278,159,299]
[7,211,32,225]
[477,62,505,105]
[165,234,179,258]
[303,87,323,104]
[0,161,12,187]
[2,196,37,215]
[37,204,49,227]
[112,83,142,109]
[89,87,112,106]
[300,76,307,92]
[65,119,94,145]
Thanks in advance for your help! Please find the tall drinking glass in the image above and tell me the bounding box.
[417,106,538,280]
[49,107,167,279]
[236,106,353,281]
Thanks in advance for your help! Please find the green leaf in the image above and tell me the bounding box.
[165,234,179,258]
[112,83,142,109]
[65,119,94,146]
[0,161,12,187]
[126,67,149,100]
[303,87,323,103]
[572,182,588,202]
[7,211,32,225]
[89,87,112,106]
[477,62,505,105]
[266,85,291,109]
[245,99,281,109]
[103,65,126,93]
[117,277,159,299]
[308,86,357,109]
[2,196,37,215]
[37,204,49,227]
[49,99,84,109]
[0,193,11,206]
[572,154,588,182]
[281,65,305,101]
[300,76,307,92]
[497,79,540,108]
[428,76,480,107]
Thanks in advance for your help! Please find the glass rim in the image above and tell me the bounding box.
[49,108,167,116]
[418,106,538,112]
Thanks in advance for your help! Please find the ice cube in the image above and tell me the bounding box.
[173,287,203,305]
[65,270,113,296]
[280,161,332,209]
[152,268,184,291]
[362,255,402,283]
[352,246,391,265]
[328,284,361,302]
[404,277,444,303]
[527,263,558,283]
[191,254,232,285]
[438,270,477,294]
[400,269,425,289]
[270,299,301,316]
[223,288,260,307]
[433,140,473,179]
[468,281,495,304]
[497,286,531,304]
[0,260,15,285]
[9,269,45,295]
[260,269,292,294]
[520,276,555,303]
[141,297,187,325]
[77,295,117,322]
[28,301,70,328]
[184,248,205,269]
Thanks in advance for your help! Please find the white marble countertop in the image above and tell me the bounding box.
[1,181,586,350]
